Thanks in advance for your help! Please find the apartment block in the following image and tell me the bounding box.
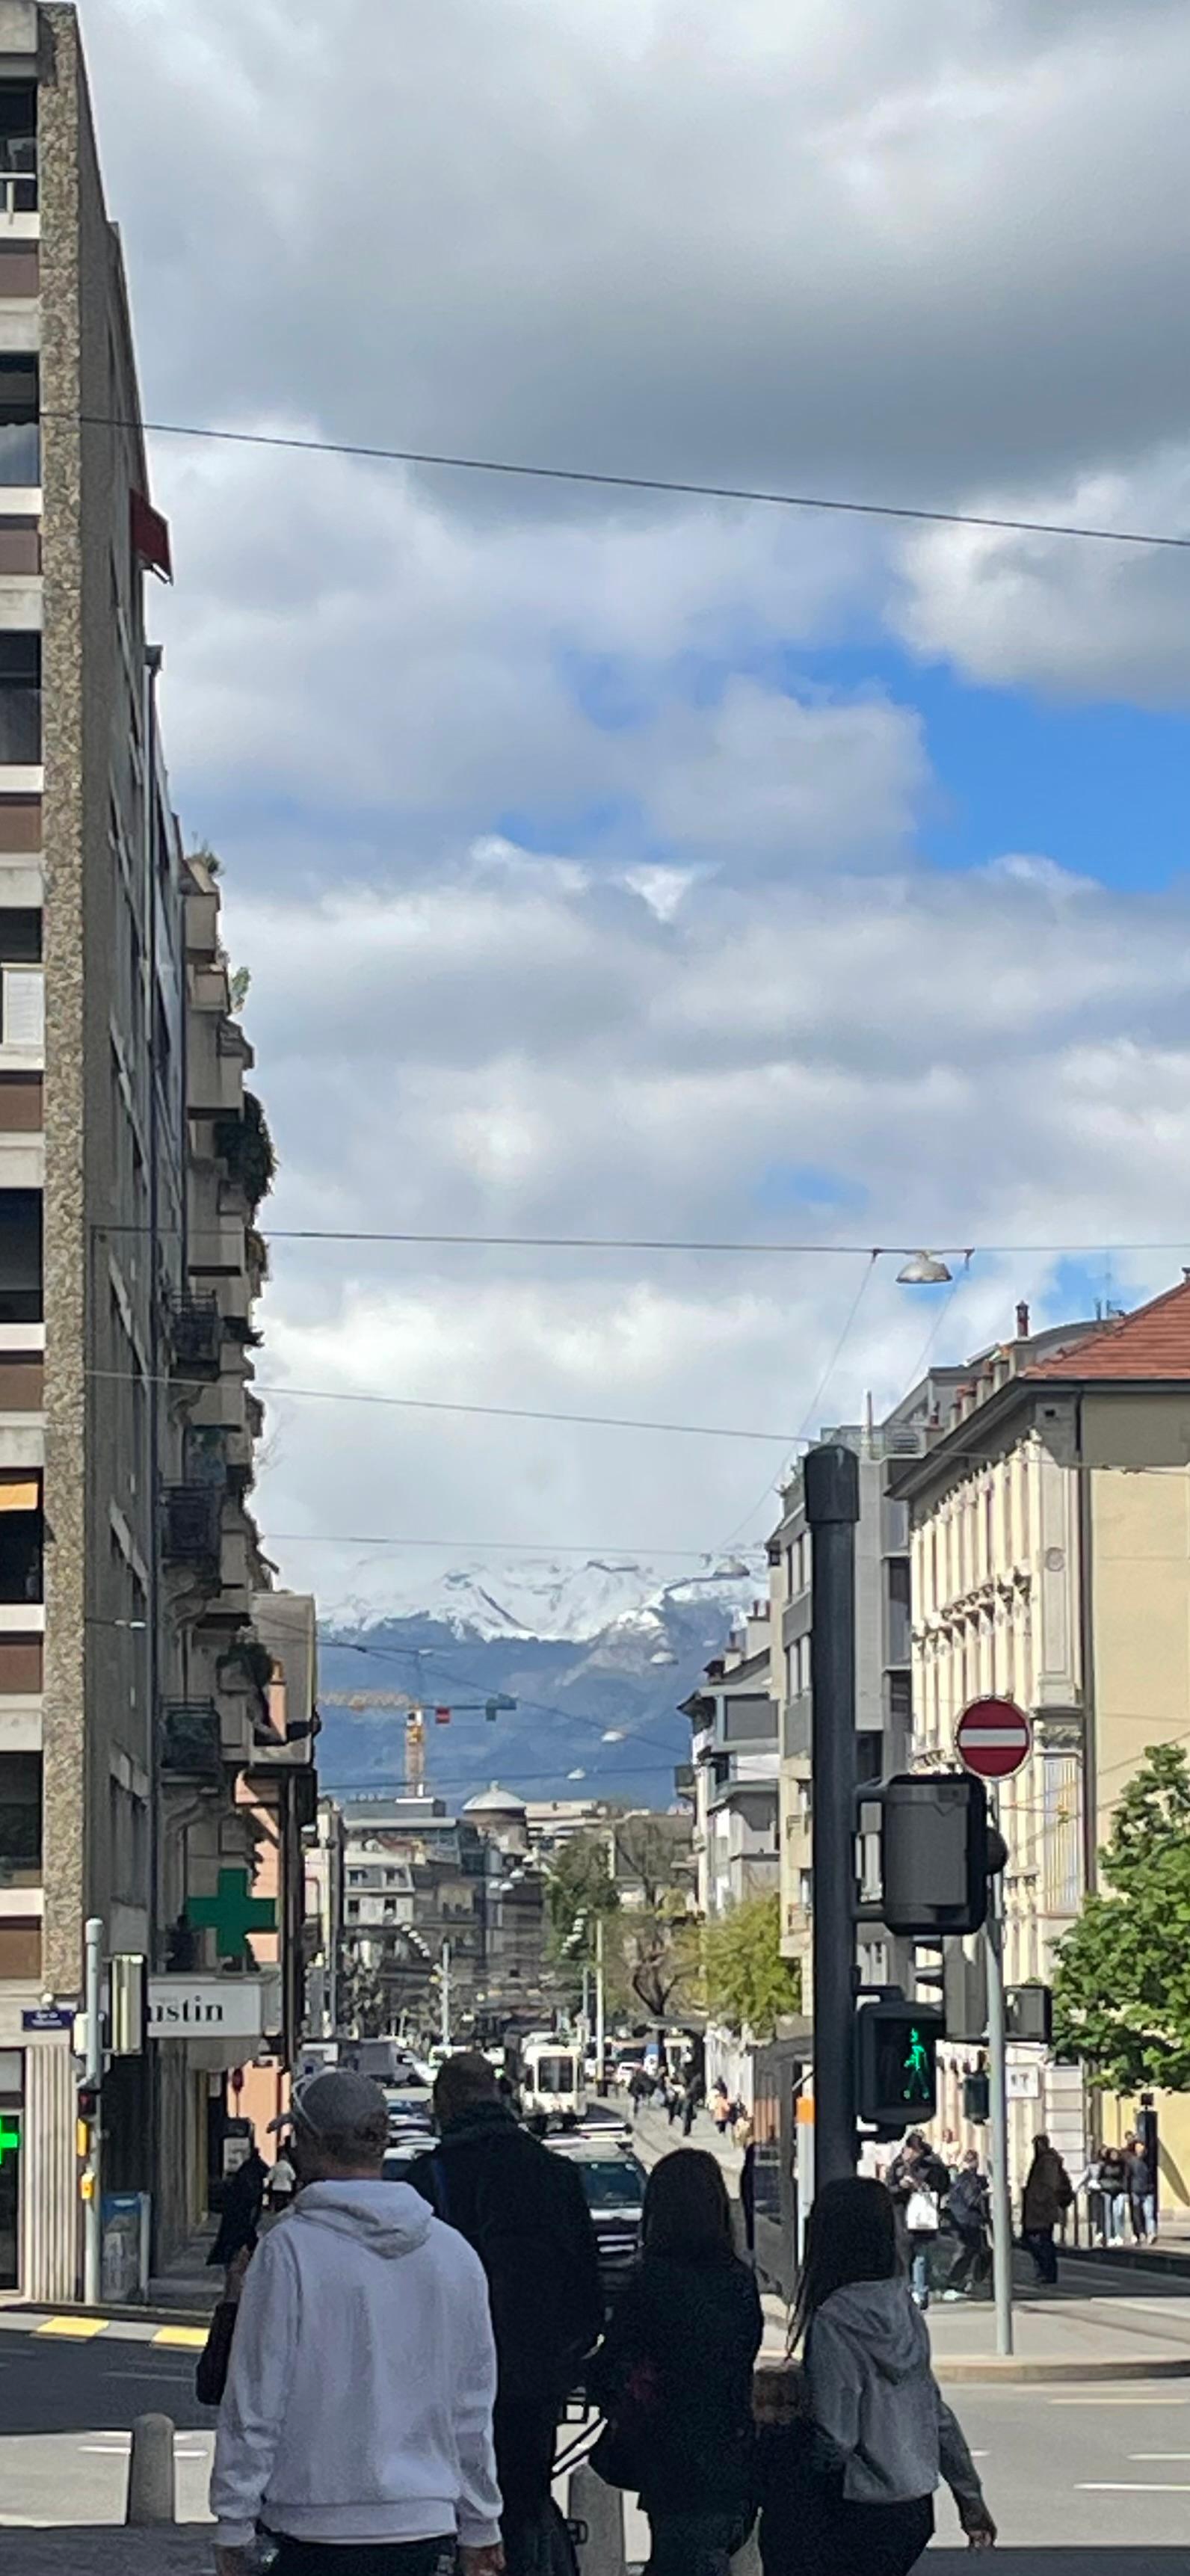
[679,1603,779,1921]
[771,1390,967,1998]
[0,6,315,2299]
[891,1284,1190,2191]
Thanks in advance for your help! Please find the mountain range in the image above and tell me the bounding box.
[316,1555,761,1810]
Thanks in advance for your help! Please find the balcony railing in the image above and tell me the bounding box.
[169,1294,222,1378]
[161,1485,222,1570]
[160,1701,222,1781]
[0,685,40,765]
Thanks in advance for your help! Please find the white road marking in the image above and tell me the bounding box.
[1049,2395,1190,2406]
[1079,2481,1190,2492]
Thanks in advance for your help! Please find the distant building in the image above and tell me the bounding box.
[678,1604,778,1919]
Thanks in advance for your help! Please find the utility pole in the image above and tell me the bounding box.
[595,1912,606,2095]
[984,1819,1014,2357]
[806,1442,861,2190]
[83,1916,103,2305]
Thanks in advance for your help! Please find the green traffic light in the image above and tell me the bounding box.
[901,2026,933,2103]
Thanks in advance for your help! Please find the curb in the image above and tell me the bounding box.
[3,2300,212,2332]
[1061,2240,1190,2283]
[934,2352,1190,2383]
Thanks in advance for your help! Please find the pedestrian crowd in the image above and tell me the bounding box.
[199,2054,1002,2576]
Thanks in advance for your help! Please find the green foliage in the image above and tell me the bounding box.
[703,1891,802,2039]
[1053,1741,1190,2092]
[544,1833,619,1965]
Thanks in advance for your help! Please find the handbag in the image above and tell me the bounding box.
[590,2357,662,2492]
[906,2186,940,2234]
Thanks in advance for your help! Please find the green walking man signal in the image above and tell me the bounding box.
[856,1998,945,2133]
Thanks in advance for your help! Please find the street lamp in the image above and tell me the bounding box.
[896,1251,953,1286]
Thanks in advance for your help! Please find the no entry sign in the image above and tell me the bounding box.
[955,1695,1032,1781]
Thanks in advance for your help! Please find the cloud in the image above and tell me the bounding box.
[58,0,1190,1611]
[84,0,1190,512]
[893,448,1190,703]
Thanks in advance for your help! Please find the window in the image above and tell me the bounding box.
[887,1559,911,1666]
[0,1479,40,1603]
[0,634,39,764]
[346,1899,360,1920]
[0,1750,40,1885]
[798,1869,813,1911]
[0,1190,40,1322]
[0,356,37,484]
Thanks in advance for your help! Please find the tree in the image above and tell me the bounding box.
[544,1833,619,1968]
[703,1892,802,2039]
[1053,1741,1190,2092]
[611,1899,701,2021]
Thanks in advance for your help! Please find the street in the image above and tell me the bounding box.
[0,2306,1189,2571]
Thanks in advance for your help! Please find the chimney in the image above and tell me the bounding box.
[1016,1301,1029,1340]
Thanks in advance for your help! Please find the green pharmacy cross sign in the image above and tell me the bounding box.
[186,1867,276,1962]
[0,2113,20,2166]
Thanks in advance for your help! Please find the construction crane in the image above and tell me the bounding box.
[319,1692,516,1796]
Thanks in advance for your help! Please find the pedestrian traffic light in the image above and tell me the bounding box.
[856,2000,943,2130]
[880,1775,1007,1938]
[1005,1985,1052,2046]
[963,2072,990,2124]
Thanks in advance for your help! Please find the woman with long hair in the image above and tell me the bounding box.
[588,2147,762,2576]
[761,2177,995,2575]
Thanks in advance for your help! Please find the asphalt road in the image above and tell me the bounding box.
[4,2317,1190,2568]
[0,2329,214,2533]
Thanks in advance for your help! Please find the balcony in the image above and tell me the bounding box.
[161,1485,222,1572]
[169,1294,222,1380]
[160,1701,222,1783]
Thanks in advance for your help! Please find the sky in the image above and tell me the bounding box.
[75,0,1190,1618]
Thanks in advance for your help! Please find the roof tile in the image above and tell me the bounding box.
[1026,1276,1190,1381]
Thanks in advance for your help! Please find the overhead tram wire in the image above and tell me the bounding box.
[714,1248,882,1553]
[49,402,1190,555]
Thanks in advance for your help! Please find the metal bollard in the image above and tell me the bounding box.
[570,2461,626,2575]
[125,2410,176,2526]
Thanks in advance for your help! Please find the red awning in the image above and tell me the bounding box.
[130,489,173,583]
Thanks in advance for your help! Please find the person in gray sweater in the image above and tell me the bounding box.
[765,2177,995,2575]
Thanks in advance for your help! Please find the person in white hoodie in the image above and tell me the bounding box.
[210,2068,504,2576]
[763,2177,995,2575]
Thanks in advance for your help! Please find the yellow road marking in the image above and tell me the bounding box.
[151,2325,207,2348]
[36,2316,107,2339]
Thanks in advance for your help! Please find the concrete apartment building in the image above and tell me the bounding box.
[771,1394,959,1999]
[892,1281,1190,2196]
[0,4,315,2299]
[679,1603,779,1921]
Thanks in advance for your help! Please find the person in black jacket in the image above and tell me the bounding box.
[886,2131,949,2311]
[587,2148,762,2576]
[407,2050,603,2576]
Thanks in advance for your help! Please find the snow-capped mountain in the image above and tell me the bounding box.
[324,1552,760,1644]
[317,1553,762,1808]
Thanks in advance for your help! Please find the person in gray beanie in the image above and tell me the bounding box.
[211,2068,503,2576]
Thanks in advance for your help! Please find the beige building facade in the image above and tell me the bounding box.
[895,1284,1190,2202]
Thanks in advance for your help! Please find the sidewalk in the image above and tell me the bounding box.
[1,2536,211,2573]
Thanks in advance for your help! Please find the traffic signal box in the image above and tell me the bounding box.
[856,1999,945,2131]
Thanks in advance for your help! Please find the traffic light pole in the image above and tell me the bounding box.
[806,1443,860,2190]
[83,1915,102,2308]
[984,1837,1014,2358]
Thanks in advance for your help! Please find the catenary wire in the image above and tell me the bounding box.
[324,1633,698,1763]
[268,1530,764,1558]
[84,1365,800,1444]
[52,403,1190,554]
